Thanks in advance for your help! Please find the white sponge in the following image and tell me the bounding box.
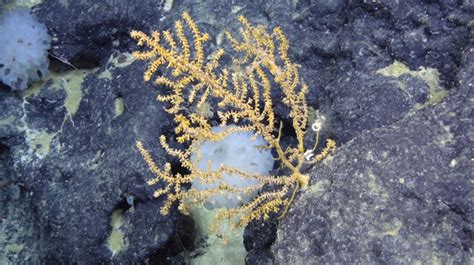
[0,7,51,91]
[191,126,274,209]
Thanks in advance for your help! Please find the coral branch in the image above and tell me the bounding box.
[131,12,335,229]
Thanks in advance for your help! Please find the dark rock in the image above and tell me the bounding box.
[0,51,181,263]
[271,44,473,264]
[322,64,431,143]
[244,219,277,251]
[245,249,274,265]
[33,0,170,70]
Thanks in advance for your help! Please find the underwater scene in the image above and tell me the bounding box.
[0,0,472,264]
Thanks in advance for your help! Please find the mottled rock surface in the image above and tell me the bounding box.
[0,0,472,264]
[271,50,473,263]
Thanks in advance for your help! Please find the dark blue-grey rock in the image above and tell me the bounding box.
[322,65,433,143]
[0,51,182,263]
[271,45,473,264]
[359,0,471,89]
[34,0,167,70]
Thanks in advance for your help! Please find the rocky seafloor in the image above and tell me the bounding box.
[0,0,472,264]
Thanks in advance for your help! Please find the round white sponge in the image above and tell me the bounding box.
[0,7,51,91]
[191,126,275,209]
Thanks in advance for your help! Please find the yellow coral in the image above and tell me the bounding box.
[131,12,335,229]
